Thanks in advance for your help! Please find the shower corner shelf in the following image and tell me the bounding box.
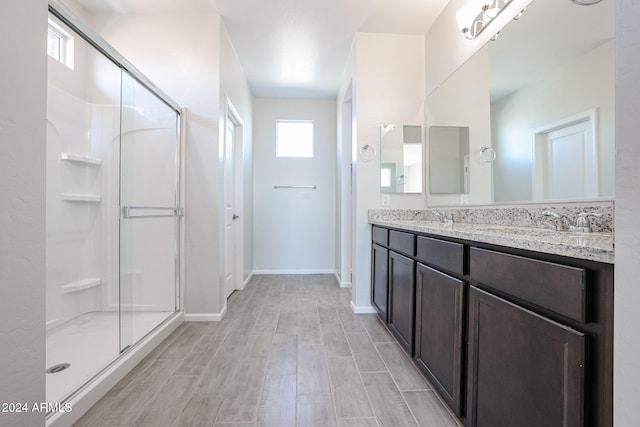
[61,193,102,202]
[60,278,102,294]
[60,153,102,166]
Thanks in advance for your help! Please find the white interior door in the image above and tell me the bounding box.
[340,101,353,287]
[224,118,237,299]
[533,114,597,200]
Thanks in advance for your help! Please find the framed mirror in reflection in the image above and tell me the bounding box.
[429,126,470,194]
[426,0,614,206]
[380,124,423,194]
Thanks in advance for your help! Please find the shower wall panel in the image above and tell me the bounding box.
[46,13,122,328]
[46,85,102,328]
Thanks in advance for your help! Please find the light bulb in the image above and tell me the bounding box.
[456,5,477,34]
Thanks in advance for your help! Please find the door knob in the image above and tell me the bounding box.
[233,214,240,220]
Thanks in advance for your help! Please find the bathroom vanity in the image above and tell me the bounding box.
[369,214,613,427]
[376,0,616,424]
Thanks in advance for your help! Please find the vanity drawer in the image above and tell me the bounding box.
[416,236,464,275]
[372,226,389,245]
[469,247,587,323]
[389,230,416,256]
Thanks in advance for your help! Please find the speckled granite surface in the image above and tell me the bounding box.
[368,205,614,263]
[369,204,614,232]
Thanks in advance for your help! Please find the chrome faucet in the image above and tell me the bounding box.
[434,211,457,225]
[542,211,570,231]
[569,211,603,233]
[542,210,603,233]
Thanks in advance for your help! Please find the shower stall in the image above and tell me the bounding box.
[46,2,182,408]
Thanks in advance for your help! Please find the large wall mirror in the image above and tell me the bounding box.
[426,0,614,206]
[380,124,423,193]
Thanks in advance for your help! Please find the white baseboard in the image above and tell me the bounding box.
[253,269,335,275]
[333,272,352,288]
[105,303,174,311]
[184,303,227,322]
[241,272,254,290]
[350,300,378,314]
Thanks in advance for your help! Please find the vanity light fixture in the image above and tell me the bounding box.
[457,0,514,40]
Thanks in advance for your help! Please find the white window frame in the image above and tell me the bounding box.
[47,19,74,70]
[47,28,62,62]
[276,120,314,158]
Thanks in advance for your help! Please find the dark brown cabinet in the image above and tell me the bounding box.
[467,286,586,427]
[370,224,613,427]
[371,243,389,322]
[470,247,587,323]
[388,251,416,355]
[415,263,464,416]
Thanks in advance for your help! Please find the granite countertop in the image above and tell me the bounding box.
[369,219,614,264]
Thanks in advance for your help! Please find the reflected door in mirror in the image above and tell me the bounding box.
[533,114,597,200]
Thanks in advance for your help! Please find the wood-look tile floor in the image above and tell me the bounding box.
[74,274,461,427]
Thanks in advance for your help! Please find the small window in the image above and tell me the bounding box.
[381,167,392,188]
[47,29,62,61]
[47,19,74,70]
[276,120,314,158]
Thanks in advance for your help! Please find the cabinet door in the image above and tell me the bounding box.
[467,286,585,427]
[371,243,389,322]
[389,251,416,355]
[415,263,464,416]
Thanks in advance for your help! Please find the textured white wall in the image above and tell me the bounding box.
[338,33,426,312]
[0,1,47,426]
[253,98,337,273]
[614,1,640,425]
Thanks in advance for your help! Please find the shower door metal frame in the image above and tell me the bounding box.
[47,0,183,413]
[117,84,182,331]
[49,0,183,313]
[117,68,182,354]
[49,0,181,113]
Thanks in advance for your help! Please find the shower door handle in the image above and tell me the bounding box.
[121,206,182,219]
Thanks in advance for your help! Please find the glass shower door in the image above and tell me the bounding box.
[119,71,180,352]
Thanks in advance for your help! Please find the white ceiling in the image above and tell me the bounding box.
[76,0,449,98]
